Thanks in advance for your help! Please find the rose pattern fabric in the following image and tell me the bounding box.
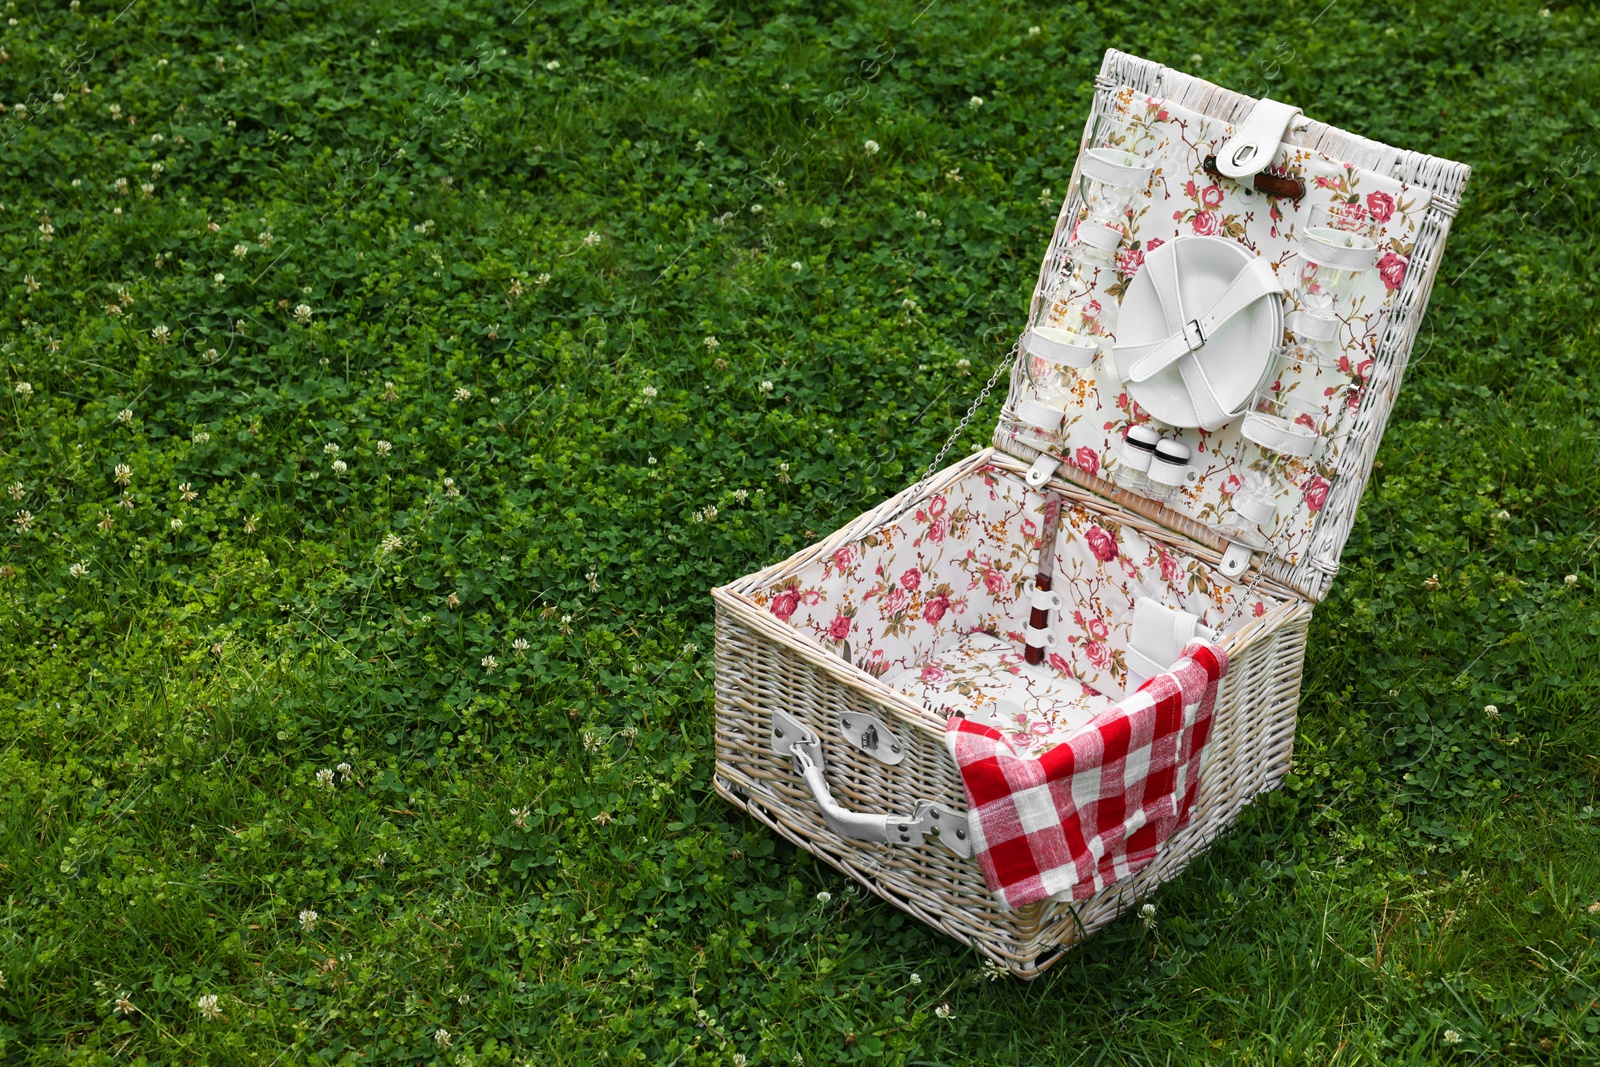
[745,465,1281,702]
[1010,86,1434,568]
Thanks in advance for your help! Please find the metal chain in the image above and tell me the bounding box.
[920,340,1019,484]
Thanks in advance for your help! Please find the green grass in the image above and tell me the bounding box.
[0,0,1597,1063]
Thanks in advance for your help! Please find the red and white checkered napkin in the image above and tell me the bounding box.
[945,639,1229,909]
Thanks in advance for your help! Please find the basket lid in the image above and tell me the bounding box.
[992,48,1470,602]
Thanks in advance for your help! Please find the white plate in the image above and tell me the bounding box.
[1114,236,1281,429]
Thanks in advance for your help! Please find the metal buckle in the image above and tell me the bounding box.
[1182,318,1206,352]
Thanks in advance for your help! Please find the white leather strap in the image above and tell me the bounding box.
[1217,99,1302,180]
[1077,219,1123,251]
[1301,227,1380,271]
[1120,256,1282,385]
[1013,394,1065,432]
[1286,309,1339,343]
[1241,410,1320,457]
[1080,148,1154,188]
[1230,484,1279,526]
[1027,325,1098,368]
[1126,598,1216,696]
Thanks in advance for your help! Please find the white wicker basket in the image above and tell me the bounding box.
[712,49,1469,978]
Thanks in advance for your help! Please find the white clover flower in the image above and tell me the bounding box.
[443,477,461,499]
[732,489,748,504]
[512,637,529,657]
[380,533,403,553]
[864,139,880,155]
[193,431,210,444]
[734,1055,747,1067]
[336,762,352,781]
[23,274,39,293]
[704,335,720,350]
[294,303,311,323]
[299,907,319,930]
[114,463,133,485]
[935,1003,952,1019]
[434,1028,452,1047]
[232,243,248,257]
[258,231,273,246]
[510,806,529,828]
[1565,574,1578,587]
[244,514,258,533]
[1443,1030,1462,1045]
[546,59,560,70]
[151,325,171,344]
[70,562,89,579]
[1028,25,1041,36]
[790,260,803,271]
[641,385,658,399]
[203,348,219,363]
[213,272,226,285]
[1484,704,1500,719]
[910,972,922,985]
[1189,53,1203,66]
[376,440,392,457]
[197,993,222,1020]
[113,176,129,194]
[324,442,340,455]
[413,219,434,235]
[140,182,154,197]
[582,230,601,246]
[179,482,198,503]
[451,385,475,403]
[5,482,19,500]
[750,203,764,214]
[315,768,334,789]
[114,993,134,1015]
[969,95,984,109]
[481,655,498,674]
[446,591,461,609]
[759,380,774,396]
[331,459,347,475]
[12,510,33,532]
[587,570,600,593]
[559,614,573,633]
[815,891,831,904]
[535,272,551,286]
[14,381,33,397]
[1140,901,1157,928]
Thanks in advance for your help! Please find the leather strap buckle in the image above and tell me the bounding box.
[1183,318,1206,352]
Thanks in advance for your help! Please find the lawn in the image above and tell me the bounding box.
[1,0,1597,1063]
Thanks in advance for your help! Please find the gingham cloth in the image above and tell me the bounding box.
[945,639,1228,909]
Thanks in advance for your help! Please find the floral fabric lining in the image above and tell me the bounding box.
[1000,86,1434,567]
[749,465,1281,717]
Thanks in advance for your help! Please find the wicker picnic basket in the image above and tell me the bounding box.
[712,49,1470,978]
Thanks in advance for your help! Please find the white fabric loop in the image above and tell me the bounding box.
[1027,325,1098,367]
[1014,395,1065,432]
[1029,588,1063,611]
[1079,148,1153,189]
[1076,219,1124,251]
[1285,310,1340,343]
[1024,624,1057,648]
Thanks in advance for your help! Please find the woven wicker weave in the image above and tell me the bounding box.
[711,49,1468,978]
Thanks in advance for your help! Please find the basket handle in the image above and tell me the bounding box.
[771,710,972,858]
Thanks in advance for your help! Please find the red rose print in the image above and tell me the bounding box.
[1304,475,1331,513]
[1087,617,1109,641]
[1190,210,1222,237]
[1253,601,1266,617]
[1086,525,1118,562]
[983,567,1006,596]
[1145,237,1165,253]
[1074,446,1100,478]
[1021,517,1037,539]
[771,589,799,620]
[927,494,947,518]
[832,544,857,573]
[882,586,907,615]
[923,595,950,624]
[1159,552,1183,583]
[1222,474,1241,495]
[919,663,947,683]
[900,568,921,591]
[1048,652,1071,674]
[1085,641,1111,670]
[928,515,950,543]
[1356,359,1374,382]
[1376,251,1407,291]
[828,615,851,641]
[1201,184,1224,208]
[1115,247,1145,278]
[1295,412,1317,430]
[1183,179,1198,199]
[1365,191,1395,223]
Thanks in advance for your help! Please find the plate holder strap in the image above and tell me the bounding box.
[1115,252,1282,431]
